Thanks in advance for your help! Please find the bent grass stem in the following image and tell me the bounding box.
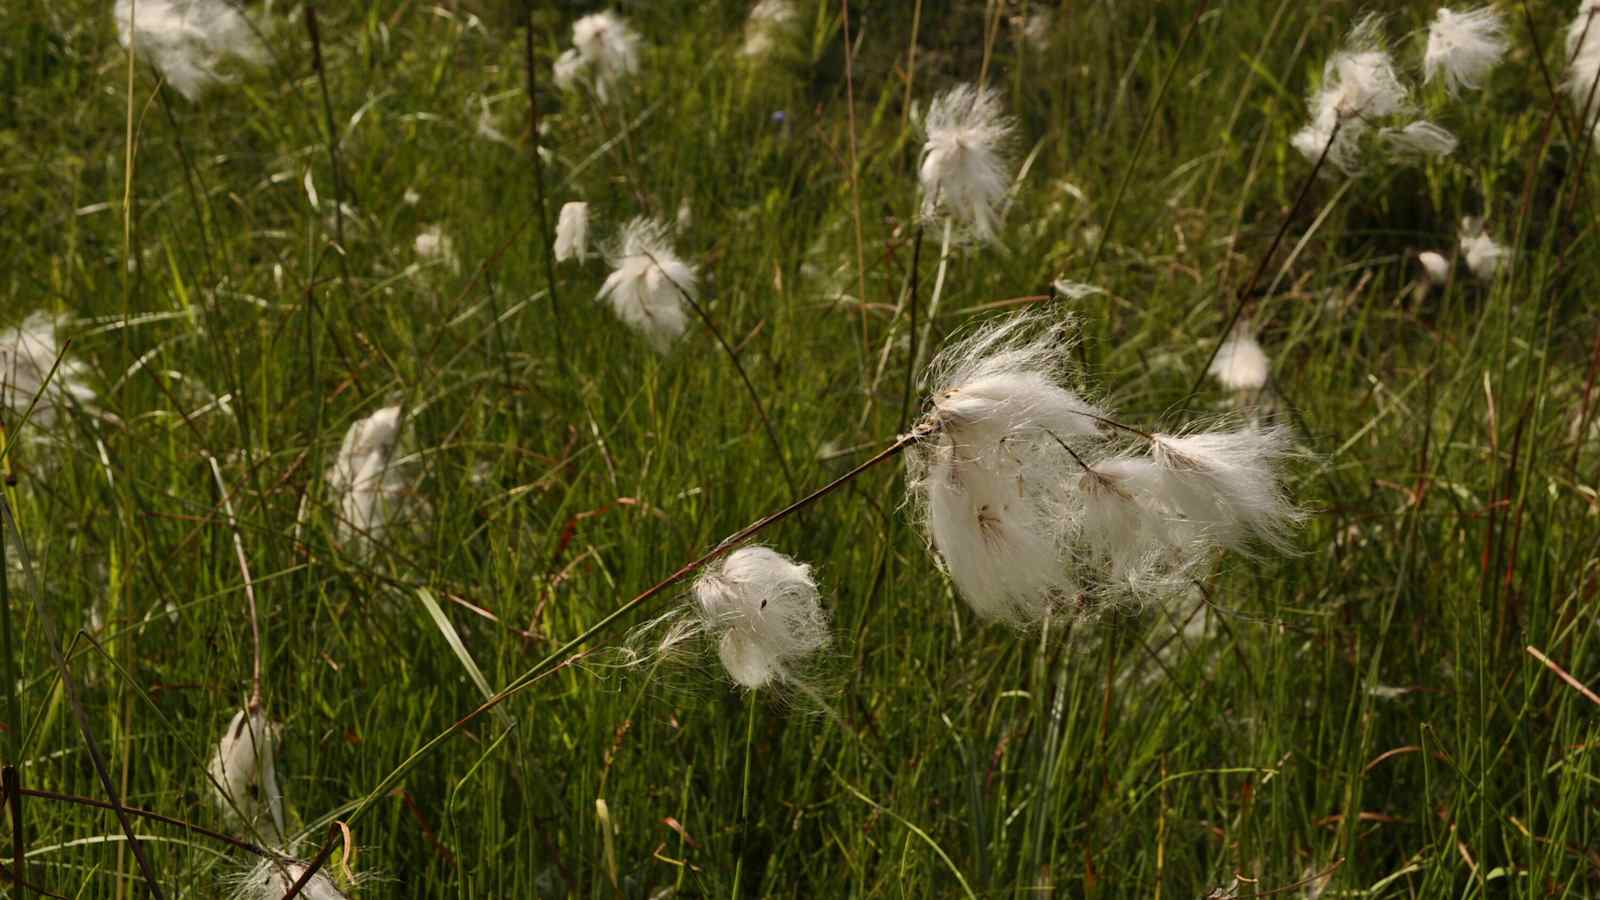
[343,431,920,826]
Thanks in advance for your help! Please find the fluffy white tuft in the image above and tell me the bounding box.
[1291,15,1411,173]
[0,312,97,429]
[1209,333,1270,393]
[596,217,694,353]
[919,84,1016,244]
[1459,223,1508,280]
[1567,6,1600,138]
[1147,426,1304,555]
[907,311,1102,623]
[741,0,801,59]
[1425,7,1508,95]
[562,11,641,103]
[687,546,832,689]
[1418,250,1451,285]
[554,201,591,263]
[230,858,348,900]
[326,406,407,553]
[413,225,457,272]
[206,708,284,845]
[907,310,1306,624]
[1380,120,1458,159]
[113,0,267,101]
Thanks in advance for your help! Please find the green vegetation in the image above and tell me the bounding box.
[1,0,1596,896]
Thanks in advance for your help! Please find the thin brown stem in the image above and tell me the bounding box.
[1179,116,1342,417]
[661,273,797,495]
[282,824,344,900]
[18,787,272,858]
[343,430,921,826]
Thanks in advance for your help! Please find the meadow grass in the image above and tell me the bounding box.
[1,0,1598,896]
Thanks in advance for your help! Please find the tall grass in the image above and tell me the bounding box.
[0,0,1596,896]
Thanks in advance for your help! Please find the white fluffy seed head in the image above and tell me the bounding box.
[688,547,831,689]
[1380,120,1458,159]
[413,225,456,272]
[741,0,801,59]
[554,201,591,263]
[1459,228,1507,280]
[1291,15,1411,173]
[908,310,1307,624]
[231,859,348,900]
[206,708,284,845]
[114,0,267,101]
[596,217,694,353]
[1209,333,1270,393]
[919,84,1016,244]
[569,11,640,103]
[1425,7,1508,95]
[908,311,1101,623]
[0,312,96,429]
[1418,250,1451,284]
[1147,426,1303,555]
[326,406,406,553]
[1567,7,1600,137]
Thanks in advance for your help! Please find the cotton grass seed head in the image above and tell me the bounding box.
[907,309,1307,624]
[741,0,801,59]
[919,83,1016,244]
[689,546,832,689]
[565,11,641,103]
[907,311,1102,623]
[1208,332,1270,393]
[555,201,591,263]
[1292,15,1412,173]
[326,406,408,553]
[1459,221,1508,279]
[114,0,267,102]
[206,707,284,845]
[596,217,694,353]
[1418,250,1451,285]
[1425,7,1508,95]
[0,312,96,429]
[1380,120,1458,159]
[1566,5,1600,136]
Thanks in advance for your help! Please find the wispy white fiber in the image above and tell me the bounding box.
[554,202,591,263]
[907,311,1103,623]
[326,406,407,553]
[688,547,832,689]
[206,708,284,845]
[557,11,641,103]
[1460,231,1507,279]
[908,310,1305,624]
[741,0,801,59]
[919,84,1016,244]
[1147,427,1303,555]
[1566,5,1600,138]
[1425,7,1508,95]
[596,217,694,353]
[1209,333,1270,393]
[230,859,349,900]
[413,225,457,272]
[1291,15,1412,173]
[0,313,96,429]
[1380,120,1458,159]
[114,0,267,101]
